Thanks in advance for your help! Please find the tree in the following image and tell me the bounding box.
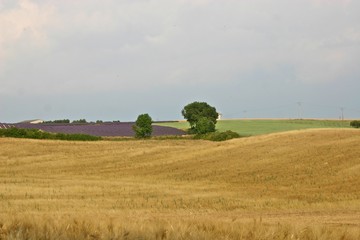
[181,101,218,134]
[72,119,87,124]
[133,114,153,138]
[195,117,216,134]
[44,119,70,124]
[350,120,360,128]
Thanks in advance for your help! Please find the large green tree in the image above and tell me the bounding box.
[195,117,216,134]
[132,113,153,138]
[181,101,218,134]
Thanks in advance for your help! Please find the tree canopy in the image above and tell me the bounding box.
[181,101,218,134]
[133,113,153,138]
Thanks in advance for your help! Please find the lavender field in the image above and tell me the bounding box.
[0,122,185,137]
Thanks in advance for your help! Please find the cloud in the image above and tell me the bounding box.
[0,0,359,121]
[311,0,353,6]
[2,0,359,85]
[0,0,53,46]
[0,0,54,73]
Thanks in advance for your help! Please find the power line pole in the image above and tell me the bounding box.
[340,107,344,121]
[297,102,303,119]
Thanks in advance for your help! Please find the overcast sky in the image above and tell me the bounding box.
[1,0,359,122]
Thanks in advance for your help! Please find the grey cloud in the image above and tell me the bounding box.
[0,0,359,122]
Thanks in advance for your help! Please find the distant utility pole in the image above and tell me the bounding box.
[297,102,303,119]
[243,110,247,119]
[340,107,344,121]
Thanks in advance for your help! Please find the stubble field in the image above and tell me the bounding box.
[0,128,360,239]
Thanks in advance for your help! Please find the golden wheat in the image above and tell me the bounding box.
[0,128,359,239]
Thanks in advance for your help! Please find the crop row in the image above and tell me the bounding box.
[0,122,185,137]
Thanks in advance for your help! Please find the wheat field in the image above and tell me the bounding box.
[0,129,360,239]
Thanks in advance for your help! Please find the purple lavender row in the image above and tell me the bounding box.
[1,122,185,137]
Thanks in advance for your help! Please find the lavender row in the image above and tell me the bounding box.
[2,122,185,137]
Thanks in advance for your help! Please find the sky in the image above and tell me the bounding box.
[0,0,359,122]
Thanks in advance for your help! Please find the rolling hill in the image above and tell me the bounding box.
[156,119,352,136]
[0,129,359,239]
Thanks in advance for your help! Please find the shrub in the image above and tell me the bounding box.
[54,133,101,141]
[194,130,241,141]
[350,120,360,128]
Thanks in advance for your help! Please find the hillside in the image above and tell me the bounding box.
[0,129,359,239]
[156,119,351,136]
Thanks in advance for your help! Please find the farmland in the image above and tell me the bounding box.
[0,122,185,137]
[0,129,360,239]
[156,119,352,136]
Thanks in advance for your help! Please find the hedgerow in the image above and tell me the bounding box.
[194,130,241,141]
[0,128,101,141]
[350,120,360,128]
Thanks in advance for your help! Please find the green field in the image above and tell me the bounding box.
[156,119,352,136]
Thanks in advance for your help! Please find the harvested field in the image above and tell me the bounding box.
[0,129,360,239]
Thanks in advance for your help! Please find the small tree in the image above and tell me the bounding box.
[182,101,218,133]
[133,114,153,138]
